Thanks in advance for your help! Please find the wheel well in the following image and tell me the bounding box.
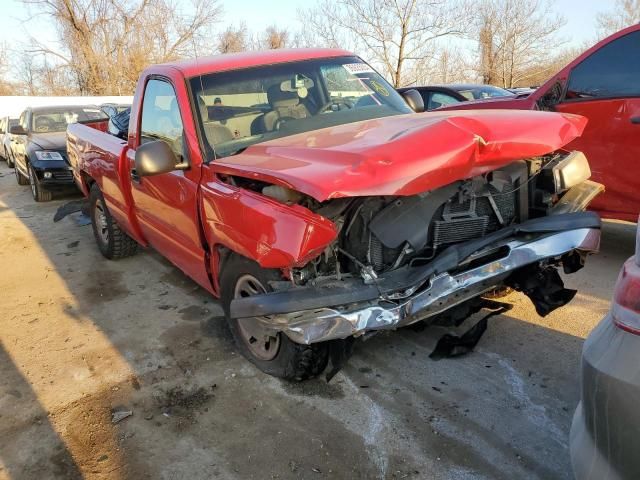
[81,172,96,193]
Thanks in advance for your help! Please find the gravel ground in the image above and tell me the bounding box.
[0,163,636,480]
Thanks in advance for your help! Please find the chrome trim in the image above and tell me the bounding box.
[255,228,600,344]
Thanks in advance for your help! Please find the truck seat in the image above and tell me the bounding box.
[262,84,309,131]
[197,96,234,146]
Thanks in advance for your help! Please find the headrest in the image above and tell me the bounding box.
[267,84,299,108]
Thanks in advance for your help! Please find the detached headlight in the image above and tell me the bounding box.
[34,151,64,161]
[550,151,591,192]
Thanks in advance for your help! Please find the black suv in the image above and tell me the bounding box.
[11,105,107,201]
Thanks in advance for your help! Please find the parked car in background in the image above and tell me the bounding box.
[100,103,131,118]
[507,87,536,96]
[397,84,516,111]
[439,24,640,223]
[397,85,467,110]
[67,49,601,381]
[11,105,108,201]
[1,117,19,168]
[570,218,640,480]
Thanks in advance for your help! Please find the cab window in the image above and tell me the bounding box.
[140,79,184,157]
[566,31,640,100]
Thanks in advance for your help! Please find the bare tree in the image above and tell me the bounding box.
[596,0,640,37]
[22,0,222,95]
[473,0,566,88]
[0,46,18,95]
[217,23,248,53]
[258,25,289,50]
[300,0,465,87]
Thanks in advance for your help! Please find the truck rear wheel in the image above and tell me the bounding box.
[89,184,138,259]
[220,255,329,381]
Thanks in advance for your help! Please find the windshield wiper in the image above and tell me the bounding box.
[225,146,248,157]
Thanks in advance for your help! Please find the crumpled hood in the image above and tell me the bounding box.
[214,110,587,201]
[29,132,67,151]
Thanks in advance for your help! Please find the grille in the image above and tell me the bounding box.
[52,170,73,181]
[433,216,489,248]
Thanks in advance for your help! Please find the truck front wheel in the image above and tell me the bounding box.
[220,255,329,381]
[89,184,138,259]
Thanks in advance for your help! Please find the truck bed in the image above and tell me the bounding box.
[67,122,142,244]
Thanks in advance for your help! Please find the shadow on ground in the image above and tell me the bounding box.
[0,161,636,480]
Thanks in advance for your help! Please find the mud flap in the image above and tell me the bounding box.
[429,299,512,360]
[325,337,355,382]
[509,265,577,316]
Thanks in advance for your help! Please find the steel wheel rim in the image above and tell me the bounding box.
[233,274,280,361]
[94,199,109,244]
[28,167,36,197]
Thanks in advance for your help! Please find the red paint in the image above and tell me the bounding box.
[440,24,640,222]
[68,49,590,298]
[212,109,586,201]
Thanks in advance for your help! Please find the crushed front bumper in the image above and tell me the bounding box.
[231,212,601,344]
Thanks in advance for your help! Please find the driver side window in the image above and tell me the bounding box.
[140,79,184,157]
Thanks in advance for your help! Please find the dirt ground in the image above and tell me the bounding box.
[0,163,636,480]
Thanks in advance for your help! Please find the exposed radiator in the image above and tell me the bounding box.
[432,216,490,248]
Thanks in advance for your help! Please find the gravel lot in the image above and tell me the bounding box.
[0,163,636,480]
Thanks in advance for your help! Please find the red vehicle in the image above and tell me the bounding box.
[67,49,602,380]
[439,25,640,223]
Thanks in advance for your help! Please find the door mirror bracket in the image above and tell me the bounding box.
[134,140,189,177]
[400,89,425,113]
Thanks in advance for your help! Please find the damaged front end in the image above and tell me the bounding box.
[229,150,602,344]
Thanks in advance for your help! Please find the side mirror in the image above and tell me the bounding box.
[10,125,26,135]
[401,89,425,113]
[134,140,188,177]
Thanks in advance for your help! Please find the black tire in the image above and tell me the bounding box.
[220,255,329,381]
[6,152,14,168]
[15,163,29,185]
[89,183,138,259]
[28,164,53,202]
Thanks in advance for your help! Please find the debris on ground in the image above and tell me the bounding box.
[157,386,213,410]
[111,409,133,424]
[71,212,92,226]
[429,300,512,360]
[53,199,89,222]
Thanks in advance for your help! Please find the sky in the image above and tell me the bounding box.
[0,0,613,78]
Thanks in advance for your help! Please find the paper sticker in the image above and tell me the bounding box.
[343,63,375,75]
[369,79,390,97]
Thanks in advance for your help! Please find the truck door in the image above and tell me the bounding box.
[127,77,212,292]
[554,29,640,222]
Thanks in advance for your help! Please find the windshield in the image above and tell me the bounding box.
[456,85,515,100]
[31,107,107,133]
[189,56,412,159]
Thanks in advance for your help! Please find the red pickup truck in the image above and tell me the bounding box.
[67,49,602,380]
[439,25,640,223]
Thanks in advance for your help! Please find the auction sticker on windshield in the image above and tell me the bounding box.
[343,63,375,75]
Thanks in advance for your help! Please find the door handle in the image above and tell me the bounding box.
[130,169,141,182]
[631,116,640,124]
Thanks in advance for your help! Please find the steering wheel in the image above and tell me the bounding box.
[274,116,296,131]
[35,116,54,133]
[318,99,354,113]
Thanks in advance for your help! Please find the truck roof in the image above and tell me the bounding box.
[161,48,354,78]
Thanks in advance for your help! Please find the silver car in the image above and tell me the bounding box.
[0,116,19,168]
[570,218,640,479]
